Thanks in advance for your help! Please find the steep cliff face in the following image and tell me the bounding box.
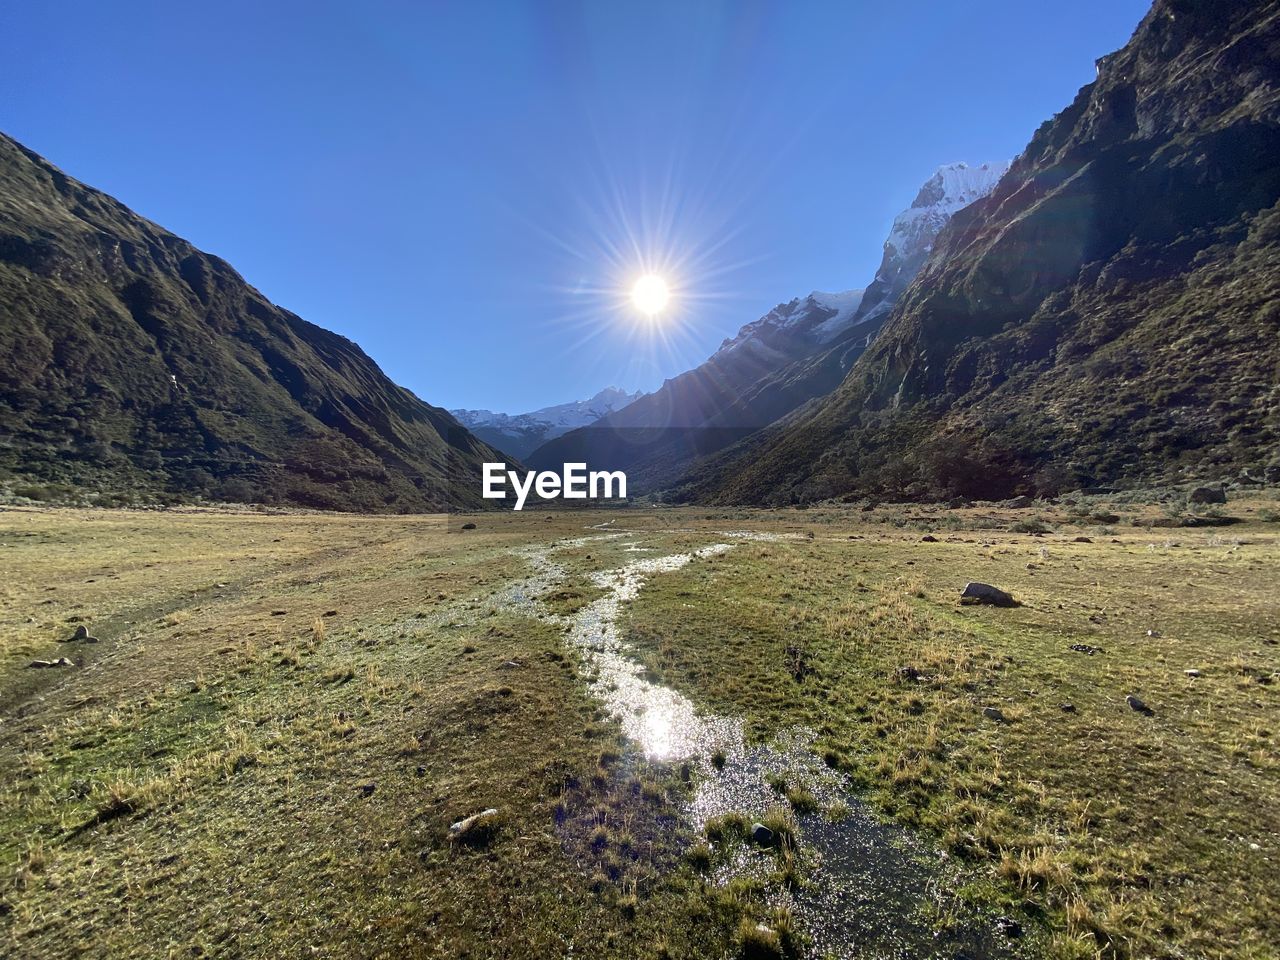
[852,161,1009,329]
[0,133,499,511]
[684,0,1280,504]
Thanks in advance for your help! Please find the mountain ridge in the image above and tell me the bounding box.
[678,0,1280,505]
[0,131,500,511]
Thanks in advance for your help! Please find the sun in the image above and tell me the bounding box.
[631,274,670,315]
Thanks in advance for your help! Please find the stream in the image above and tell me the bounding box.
[502,531,1022,959]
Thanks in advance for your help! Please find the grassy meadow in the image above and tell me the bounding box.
[1,495,1277,959]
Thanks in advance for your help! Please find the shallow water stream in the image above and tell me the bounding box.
[508,532,1021,959]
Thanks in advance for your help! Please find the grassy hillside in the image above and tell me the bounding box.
[0,133,498,511]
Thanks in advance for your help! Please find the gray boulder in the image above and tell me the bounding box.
[960,582,1018,607]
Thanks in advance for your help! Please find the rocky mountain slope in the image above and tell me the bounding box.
[682,0,1280,504]
[530,164,1007,490]
[450,386,643,460]
[0,132,500,511]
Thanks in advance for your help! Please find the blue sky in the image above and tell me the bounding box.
[1,0,1151,413]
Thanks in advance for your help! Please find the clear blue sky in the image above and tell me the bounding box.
[1,0,1150,413]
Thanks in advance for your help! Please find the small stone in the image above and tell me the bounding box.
[982,706,1006,722]
[1126,694,1154,716]
[750,822,775,846]
[450,808,499,842]
[995,916,1023,938]
[960,582,1018,607]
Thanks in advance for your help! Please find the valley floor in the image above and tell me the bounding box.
[1,498,1277,959]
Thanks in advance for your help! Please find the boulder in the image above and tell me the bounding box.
[1004,495,1033,509]
[460,522,477,530]
[960,582,1018,607]
[750,822,775,846]
[920,534,939,543]
[982,706,1006,722]
[1188,485,1226,505]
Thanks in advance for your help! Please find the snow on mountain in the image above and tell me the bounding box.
[451,387,645,459]
[854,161,1010,328]
[883,161,1010,262]
[712,288,866,363]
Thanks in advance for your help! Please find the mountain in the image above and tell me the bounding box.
[681,0,1280,505]
[529,163,1007,490]
[450,386,643,460]
[0,132,501,512]
[854,161,1010,329]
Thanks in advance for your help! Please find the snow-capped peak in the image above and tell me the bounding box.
[884,161,1010,262]
[451,386,644,435]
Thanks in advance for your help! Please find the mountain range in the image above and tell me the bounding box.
[2,0,1276,512]
[527,162,1008,491]
[450,387,643,460]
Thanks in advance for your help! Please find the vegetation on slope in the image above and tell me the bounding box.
[682,0,1280,505]
[0,133,497,512]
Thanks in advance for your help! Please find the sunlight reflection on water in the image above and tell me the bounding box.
[514,531,1018,959]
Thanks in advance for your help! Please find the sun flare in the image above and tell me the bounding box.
[630,274,670,315]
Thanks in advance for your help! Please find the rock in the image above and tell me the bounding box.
[1073,536,1093,543]
[1184,669,1202,678]
[982,706,1006,722]
[460,522,477,530]
[1059,702,1076,713]
[946,497,970,509]
[28,657,73,669]
[356,782,376,797]
[1069,643,1102,655]
[450,807,499,842]
[62,625,89,642]
[960,582,1018,607]
[995,916,1023,938]
[1126,694,1154,716]
[920,534,939,543]
[1188,485,1226,505]
[1004,495,1033,509]
[750,822,775,846]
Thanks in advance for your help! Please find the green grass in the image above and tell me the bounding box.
[618,497,1280,958]
[3,499,1277,958]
